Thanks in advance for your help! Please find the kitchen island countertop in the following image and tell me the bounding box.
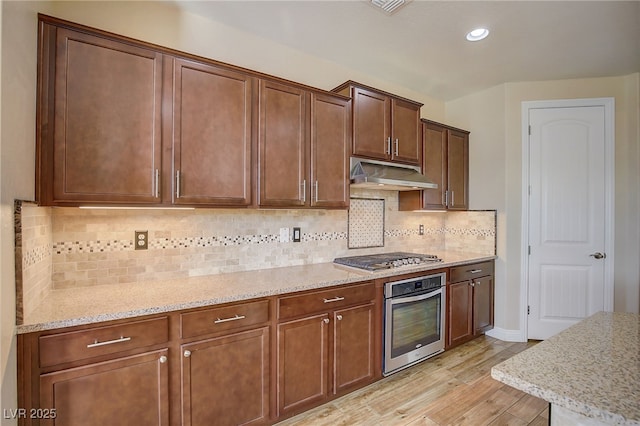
[492,311,640,425]
[18,250,495,334]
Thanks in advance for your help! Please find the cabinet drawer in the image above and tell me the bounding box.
[39,317,169,368]
[450,261,494,283]
[181,299,270,339]
[278,282,374,320]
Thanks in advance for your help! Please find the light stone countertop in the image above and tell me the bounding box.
[492,311,640,425]
[18,251,495,334]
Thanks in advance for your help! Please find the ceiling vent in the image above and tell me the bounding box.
[369,0,410,15]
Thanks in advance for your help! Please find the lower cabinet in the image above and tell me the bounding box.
[39,349,169,426]
[19,265,494,425]
[276,282,377,419]
[446,261,495,349]
[181,327,270,426]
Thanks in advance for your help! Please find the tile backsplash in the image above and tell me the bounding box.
[16,190,495,322]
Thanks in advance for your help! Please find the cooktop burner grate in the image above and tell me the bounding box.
[333,252,442,271]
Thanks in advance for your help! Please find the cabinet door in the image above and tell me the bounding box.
[447,281,474,349]
[390,98,421,165]
[351,86,390,160]
[50,28,163,204]
[181,328,269,426]
[310,93,350,208]
[277,314,329,416]
[422,121,448,210]
[40,350,169,426]
[172,58,253,206]
[446,129,469,210]
[333,303,375,394]
[258,80,308,207]
[473,275,494,335]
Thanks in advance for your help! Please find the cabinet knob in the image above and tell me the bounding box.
[323,318,330,324]
[470,281,475,287]
[184,350,191,358]
[159,355,167,363]
[336,315,343,321]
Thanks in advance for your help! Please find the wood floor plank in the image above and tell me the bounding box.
[274,336,546,426]
[507,393,550,423]
[449,388,521,425]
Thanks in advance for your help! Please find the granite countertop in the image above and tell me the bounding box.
[18,250,495,334]
[492,311,640,425]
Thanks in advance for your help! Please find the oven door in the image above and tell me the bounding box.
[384,286,445,376]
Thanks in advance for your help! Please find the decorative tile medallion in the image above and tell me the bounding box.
[348,198,385,248]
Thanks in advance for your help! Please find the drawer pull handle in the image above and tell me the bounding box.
[214,314,246,324]
[469,269,482,274]
[87,336,131,348]
[323,296,345,303]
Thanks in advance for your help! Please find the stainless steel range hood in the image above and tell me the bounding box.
[350,157,438,191]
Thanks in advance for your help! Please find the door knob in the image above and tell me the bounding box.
[589,252,606,259]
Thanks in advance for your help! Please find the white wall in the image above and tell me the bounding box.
[447,74,640,335]
[1,1,41,422]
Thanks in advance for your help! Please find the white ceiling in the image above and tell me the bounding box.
[173,1,640,101]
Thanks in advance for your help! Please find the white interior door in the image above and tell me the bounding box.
[526,100,614,340]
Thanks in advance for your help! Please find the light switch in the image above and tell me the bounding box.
[279,227,289,243]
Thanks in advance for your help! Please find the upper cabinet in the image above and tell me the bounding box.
[257,81,351,209]
[170,58,254,207]
[36,16,349,209]
[399,120,469,211]
[332,81,422,166]
[38,26,164,205]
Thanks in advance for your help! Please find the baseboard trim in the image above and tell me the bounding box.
[485,327,527,342]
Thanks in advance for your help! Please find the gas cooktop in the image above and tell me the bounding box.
[333,252,442,271]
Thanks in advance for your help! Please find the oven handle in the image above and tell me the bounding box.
[387,286,444,302]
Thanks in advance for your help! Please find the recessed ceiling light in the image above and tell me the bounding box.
[466,28,490,42]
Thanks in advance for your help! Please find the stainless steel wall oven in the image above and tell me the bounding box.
[383,272,446,376]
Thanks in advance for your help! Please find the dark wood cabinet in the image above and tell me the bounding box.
[37,16,350,209]
[446,280,474,349]
[181,328,270,426]
[275,282,377,419]
[39,25,163,205]
[40,350,169,426]
[446,261,494,349]
[277,313,330,415]
[473,274,495,335]
[30,317,171,426]
[399,120,469,211]
[332,303,375,394]
[171,58,254,206]
[258,81,350,209]
[38,20,255,208]
[258,80,308,207]
[179,300,271,425]
[310,93,351,208]
[333,81,422,166]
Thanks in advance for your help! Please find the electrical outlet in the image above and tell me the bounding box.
[135,230,148,250]
[293,227,301,242]
[419,224,424,236]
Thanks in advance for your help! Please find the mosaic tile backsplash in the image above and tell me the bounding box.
[16,190,495,320]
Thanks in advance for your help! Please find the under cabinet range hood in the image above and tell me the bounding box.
[349,157,438,191]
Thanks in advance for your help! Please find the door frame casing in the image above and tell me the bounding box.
[520,98,615,340]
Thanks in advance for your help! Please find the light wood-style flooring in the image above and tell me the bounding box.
[276,336,548,426]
